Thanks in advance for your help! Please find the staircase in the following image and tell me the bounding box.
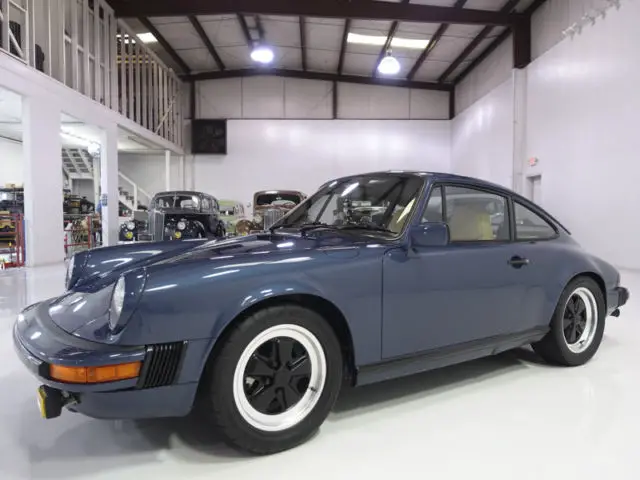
[62,148,151,212]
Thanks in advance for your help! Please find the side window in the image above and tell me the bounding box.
[445,186,509,242]
[421,185,444,223]
[514,202,556,240]
[202,198,210,211]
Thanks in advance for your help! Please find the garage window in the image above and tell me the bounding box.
[514,202,557,240]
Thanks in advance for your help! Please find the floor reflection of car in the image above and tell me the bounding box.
[147,190,227,241]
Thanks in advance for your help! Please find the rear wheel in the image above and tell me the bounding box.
[201,305,343,454]
[532,277,605,366]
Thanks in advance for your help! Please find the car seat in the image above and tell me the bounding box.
[448,205,493,241]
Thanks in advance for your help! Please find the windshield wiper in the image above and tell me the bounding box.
[337,223,394,234]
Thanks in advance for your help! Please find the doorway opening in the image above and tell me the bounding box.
[526,175,542,205]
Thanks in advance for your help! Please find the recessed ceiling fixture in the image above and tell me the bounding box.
[251,45,275,64]
[377,53,401,75]
[347,32,429,50]
[136,32,158,44]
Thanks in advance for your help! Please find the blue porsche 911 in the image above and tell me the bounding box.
[13,171,629,454]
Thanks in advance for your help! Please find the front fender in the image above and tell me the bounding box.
[210,280,332,341]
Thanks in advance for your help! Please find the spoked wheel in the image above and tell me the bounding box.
[533,277,605,366]
[201,305,343,454]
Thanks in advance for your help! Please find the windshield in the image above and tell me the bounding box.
[153,195,200,210]
[255,193,302,208]
[276,174,424,235]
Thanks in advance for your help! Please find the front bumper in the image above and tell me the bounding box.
[607,286,629,316]
[13,302,198,420]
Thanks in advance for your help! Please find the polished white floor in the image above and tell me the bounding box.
[1,265,640,480]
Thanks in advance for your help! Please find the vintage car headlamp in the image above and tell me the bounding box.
[109,276,126,330]
[177,221,186,231]
[126,221,135,231]
[254,214,262,224]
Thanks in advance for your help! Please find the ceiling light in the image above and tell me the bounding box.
[347,32,428,50]
[251,45,274,64]
[136,32,157,44]
[377,54,400,75]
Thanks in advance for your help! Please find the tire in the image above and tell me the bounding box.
[215,224,225,238]
[201,305,343,454]
[532,277,605,366]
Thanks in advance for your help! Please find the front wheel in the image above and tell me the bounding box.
[201,305,343,454]
[532,277,605,366]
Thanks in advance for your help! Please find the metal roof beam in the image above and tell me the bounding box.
[406,0,468,81]
[300,16,307,71]
[437,0,521,83]
[112,0,518,26]
[187,68,452,91]
[138,17,191,74]
[188,15,225,71]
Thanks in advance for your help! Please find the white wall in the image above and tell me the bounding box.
[193,120,451,207]
[118,153,183,202]
[525,0,640,268]
[197,77,449,120]
[531,0,611,60]
[451,77,514,189]
[455,33,513,115]
[192,77,451,207]
[0,137,23,185]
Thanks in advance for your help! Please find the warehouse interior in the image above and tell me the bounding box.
[1,0,639,478]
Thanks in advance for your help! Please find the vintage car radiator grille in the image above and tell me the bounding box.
[263,209,285,230]
[138,341,185,389]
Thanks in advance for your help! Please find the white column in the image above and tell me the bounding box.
[92,154,101,208]
[165,149,171,190]
[100,124,119,246]
[512,69,527,195]
[179,155,185,189]
[23,95,63,266]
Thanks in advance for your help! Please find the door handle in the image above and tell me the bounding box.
[508,256,530,268]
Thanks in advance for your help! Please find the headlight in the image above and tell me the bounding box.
[126,221,135,231]
[109,276,126,330]
[177,221,186,231]
[254,214,262,224]
[65,255,75,289]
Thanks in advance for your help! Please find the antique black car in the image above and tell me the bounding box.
[146,190,226,241]
[118,218,146,242]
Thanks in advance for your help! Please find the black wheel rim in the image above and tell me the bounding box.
[243,337,311,415]
[563,294,588,345]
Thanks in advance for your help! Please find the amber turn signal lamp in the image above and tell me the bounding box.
[49,362,142,384]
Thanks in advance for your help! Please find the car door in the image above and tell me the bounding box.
[382,184,531,359]
[504,199,565,332]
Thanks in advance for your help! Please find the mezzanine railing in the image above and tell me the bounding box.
[0,0,183,147]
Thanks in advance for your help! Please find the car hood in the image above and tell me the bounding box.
[155,231,369,265]
[71,230,390,292]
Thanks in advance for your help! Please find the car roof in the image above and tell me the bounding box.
[154,190,209,197]
[328,170,508,192]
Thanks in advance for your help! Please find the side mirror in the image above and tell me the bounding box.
[410,222,449,248]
